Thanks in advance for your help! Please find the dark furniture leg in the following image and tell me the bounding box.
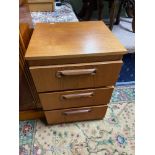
[132,7,135,33]
[115,0,135,33]
[78,0,103,21]
[115,0,124,25]
[98,0,104,20]
[109,0,118,30]
[84,0,94,20]
[78,0,88,19]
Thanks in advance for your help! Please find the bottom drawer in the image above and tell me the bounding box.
[45,105,108,124]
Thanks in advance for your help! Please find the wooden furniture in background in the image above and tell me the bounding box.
[25,21,126,124]
[20,110,44,120]
[78,0,104,21]
[19,1,41,113]
[78,0,135,32]
[109,0,119,30]
[27,0,54,11]
[19,26,41,111]
[19,0,33,29]
[78,0,119,30]
[115,0,135,32]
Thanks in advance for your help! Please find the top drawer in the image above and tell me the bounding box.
[30,61,122,92]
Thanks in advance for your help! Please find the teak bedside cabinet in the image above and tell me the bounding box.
[25,21,127,124]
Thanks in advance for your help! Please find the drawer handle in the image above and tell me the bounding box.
[56,68,96,78]
[63,109,92,115]
[61,92,94,100]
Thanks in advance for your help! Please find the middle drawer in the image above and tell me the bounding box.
[39,87,114,110]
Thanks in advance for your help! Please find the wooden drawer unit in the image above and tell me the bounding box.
[45,105,108,124]
[27,0,54,12]
[39,87,114,110]
[25,21,127,124]
[30,61,122,92]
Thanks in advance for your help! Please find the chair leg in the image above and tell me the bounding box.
[132,7,135,33]
[98,0,104,20]
[109,0,118,30]
[115,0,124,25]
[78,0,88,19]
[84,0,94,20]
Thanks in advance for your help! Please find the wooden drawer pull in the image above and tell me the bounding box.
[56,68,96,78]
[63,109,92,115]
[61,92,94,100]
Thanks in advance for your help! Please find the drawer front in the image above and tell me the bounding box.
[28,3,53,12]
[45,105,108,124]
[39,87,113,110]
[30,61,122,92]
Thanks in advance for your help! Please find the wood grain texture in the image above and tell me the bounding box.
[28,3,53,11]
[27,54,123,66]
[25,21,127,60]
[19,23,33,49]
[19,23,41,110]
[45,105,108,124]
[20,29,37,110]
[19,110,44,120]
[39,87,113,110]
[19,62,36,110]
[30,61,122,92]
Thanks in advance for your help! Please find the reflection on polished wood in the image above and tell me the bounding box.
[25,21,127,60]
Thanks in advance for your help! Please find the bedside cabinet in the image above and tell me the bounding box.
[25,21,127,124]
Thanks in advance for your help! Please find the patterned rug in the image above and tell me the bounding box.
[31,2,78,27]
[117,53,135,83]
[19,85,135,155]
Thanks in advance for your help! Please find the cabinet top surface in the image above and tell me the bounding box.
[25,21,127,60]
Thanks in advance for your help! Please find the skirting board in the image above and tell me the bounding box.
[19,110,44,120]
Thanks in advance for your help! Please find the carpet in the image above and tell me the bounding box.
[31,2,78,27]
[19,84,135,155]
[117,53,135,83]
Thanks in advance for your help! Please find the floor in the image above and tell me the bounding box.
[117,53,135,83]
